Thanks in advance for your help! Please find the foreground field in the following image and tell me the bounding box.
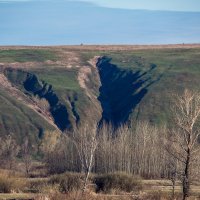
[0,168,199,200]
[0,181,199,200]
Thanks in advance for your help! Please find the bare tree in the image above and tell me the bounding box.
[95,122,169,178]
[21,137,32,176]
[167,89,200,200]
[0,134,20,169]
[72,123,98,193]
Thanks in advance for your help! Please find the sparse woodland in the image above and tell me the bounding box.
[0,89,200,200]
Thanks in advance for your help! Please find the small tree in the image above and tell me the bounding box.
[167,89,200,200]
[167,157,178,200]
[72,123,98,193]
[21,137,32,176]
[0,135,20,169]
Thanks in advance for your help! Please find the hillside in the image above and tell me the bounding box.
[0,45,200,143]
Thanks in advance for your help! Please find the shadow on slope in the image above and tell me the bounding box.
[4,69,71,131]
[97,56,159,127]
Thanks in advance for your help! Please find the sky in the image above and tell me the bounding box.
[78,0,200,12]
[0,0,200,45]
[1,0,200,12]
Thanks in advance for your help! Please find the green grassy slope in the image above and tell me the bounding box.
[0,88,54,143]
[0,47,200,143]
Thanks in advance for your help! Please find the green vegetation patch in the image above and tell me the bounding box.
[0,49,58,63]
[35,69,80,92]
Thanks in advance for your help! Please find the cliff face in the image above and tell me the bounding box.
[96,56,159,127]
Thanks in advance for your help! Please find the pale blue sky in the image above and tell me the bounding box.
[0,0,200,45]
[78,0,200,12]
[1,0,200,11]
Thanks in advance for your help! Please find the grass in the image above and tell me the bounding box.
[34,69,80,92]
[0,175,199,199]
[0,88,54,143]
[0,167,199,200]
[0,193,36,200]
[0,49,58,63]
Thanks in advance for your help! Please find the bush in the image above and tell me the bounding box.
[49,173,82,193]
[94,172,142,193]
[28,178,49,193]
[0,175,13,193]
[0,174,27,193]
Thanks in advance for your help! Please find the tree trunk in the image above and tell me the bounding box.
[82,151,94,193]
[183,148,190,200]
[172,178,176,200]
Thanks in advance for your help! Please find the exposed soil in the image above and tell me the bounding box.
[78,67,92,91]
[77,56,102,123]
[54,49,81,68]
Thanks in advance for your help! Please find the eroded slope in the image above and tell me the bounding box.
[1,47,200,144]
